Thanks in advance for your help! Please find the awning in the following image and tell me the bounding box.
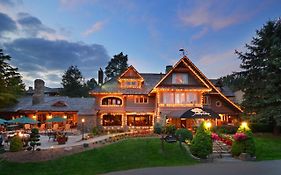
[180,107,220,119]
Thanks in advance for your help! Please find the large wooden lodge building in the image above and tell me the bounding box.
[90,56,242,131]
[0,56,242,131]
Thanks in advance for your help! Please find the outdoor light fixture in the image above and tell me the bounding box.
[82,118,85,140]
[241,121,249,131]
[63,115,67,119]
[205,121,212,130]
[241,121,248,128]
[18,132,23,137]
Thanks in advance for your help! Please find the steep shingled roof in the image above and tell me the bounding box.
[0,96,95,115]
[91,73,164,95]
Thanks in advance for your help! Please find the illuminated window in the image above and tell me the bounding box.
[127,115,152,126]
[203,96,211,105]
[163,92,174,104]
[172,73,188,84]
[102,114,122,126]
[175,92,185,104]
[186,92,197,104]
[135,96,148,104]
[101,97,122,106]
[162,92,198,104]
[121,80,140,88]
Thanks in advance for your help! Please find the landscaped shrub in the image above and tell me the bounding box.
[164,124,176,135]
[190,122,212,159]
[231,124,256,156]
[10,135,23,152]
[212,125,238,134]
[175,128,193,142]
[92,126,103,136]
[153,122,163,134]
[29,128,41,151]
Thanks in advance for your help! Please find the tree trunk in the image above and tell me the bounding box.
[273,125,280,135]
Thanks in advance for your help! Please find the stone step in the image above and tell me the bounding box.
[212,153,232,158]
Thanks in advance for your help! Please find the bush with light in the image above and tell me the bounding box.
[190,122,212,159]
[231,122,255,157]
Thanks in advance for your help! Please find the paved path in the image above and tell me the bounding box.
[104,160,281,175]
[39,133,126,150]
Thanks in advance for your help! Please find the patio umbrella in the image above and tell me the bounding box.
[180,107,220,119]
[0,118,8,125]
[45,116,66,123]
[9,116,39,124]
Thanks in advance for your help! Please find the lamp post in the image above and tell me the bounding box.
[82,118,85,140]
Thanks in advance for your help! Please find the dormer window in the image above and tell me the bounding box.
[101,97,122,106]
[120,79,141,88]
[172,73,188,84]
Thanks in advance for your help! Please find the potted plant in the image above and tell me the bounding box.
[56,133,68,144]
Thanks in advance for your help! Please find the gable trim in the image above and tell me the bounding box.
[182,57,243,112]
[118,65,144,82]
[151,57,211,92]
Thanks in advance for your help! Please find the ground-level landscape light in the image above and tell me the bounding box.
[205,121,212,130]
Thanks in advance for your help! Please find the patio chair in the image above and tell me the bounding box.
[24,124,31,130]
[64,124,71,131]
[52,124,59,131]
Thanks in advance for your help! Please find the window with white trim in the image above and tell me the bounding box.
[134,96,148,104]
[162,92,198,104]
[172,73,188,84]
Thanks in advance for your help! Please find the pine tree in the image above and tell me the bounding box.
[236,19,281,132]
[0,49,25,108]
[61,65,88,97]
[105,52,128,79]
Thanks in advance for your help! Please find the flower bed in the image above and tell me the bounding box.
[211,133,233,146]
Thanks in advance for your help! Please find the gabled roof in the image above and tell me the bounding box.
[182,56,242,112]
[118,65,144,81]
[151,56,211,92]
[91,73,164,95]
[0,96,95,115]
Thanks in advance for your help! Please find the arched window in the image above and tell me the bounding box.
[101,97,122,106]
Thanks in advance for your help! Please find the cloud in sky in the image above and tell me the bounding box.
[179,1,243,30]
[0,12,17,34]
[0,4,110,87]
[82,21,106,36]
[196,50,241,78]
[4,38,109,87]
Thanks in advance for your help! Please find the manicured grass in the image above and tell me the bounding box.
[0,138,197,175]
[255,134,281,160]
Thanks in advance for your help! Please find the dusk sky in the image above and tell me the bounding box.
[0,0,280,88]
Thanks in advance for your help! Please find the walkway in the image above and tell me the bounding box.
[104,160,281,175]
[212,140,233,160]
[40,132,126,150]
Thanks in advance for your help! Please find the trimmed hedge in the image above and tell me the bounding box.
[164,124,176,135]
[10,136,23,152]
[212,125,238,134]
[231,125,256,157]
[153,123,163,134]
[190,122,212,159]
[175,128,193,142]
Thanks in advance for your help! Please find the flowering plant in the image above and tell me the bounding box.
[233,133,247,141]
[211,133,220,141]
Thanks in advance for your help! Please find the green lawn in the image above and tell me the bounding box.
[0,138,197,175]
[255,134,281,160]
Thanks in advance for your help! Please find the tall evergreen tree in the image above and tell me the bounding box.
[105,52,128,79]
[86,78,98,90]
[0,49,25,108]
[61,65,88,97]
[236,19,281,132]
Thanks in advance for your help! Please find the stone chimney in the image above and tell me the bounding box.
[32,79,45,105]
[98,68,104,85]
[165,65,173,74]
